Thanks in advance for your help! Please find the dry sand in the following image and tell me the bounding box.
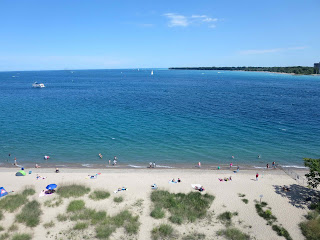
[0,167,316,240]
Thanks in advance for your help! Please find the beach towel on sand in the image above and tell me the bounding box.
[191,184,202,189]
[169,180,178,184]
[114,187,127,193]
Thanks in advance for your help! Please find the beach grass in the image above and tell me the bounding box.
[0,233,9,240]
[89,190,110,201]
[0,193,27,212]
[57,214,68,222]
[182,232,206,240]
[217,227,250,240]
[0,211,3,220]
[22,187,35,196]
[150,191,214,224]
[57,184,90,198]
[151,224,175,240]
[74,222,89,230]
[0,226,4,232]
[255,202,277,224]
[11,233,32,240]
[95,224,115,239]
[217,211,238,226]
[43,221,55,228]
[8,224,18,232]
[67,200,86,212]
[150,206,165,219]
[113,196,123,203]
[44,197,63,208]
[238,193,246,197]
[16,200,42,227]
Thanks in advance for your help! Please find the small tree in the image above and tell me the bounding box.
[304,158,320,188]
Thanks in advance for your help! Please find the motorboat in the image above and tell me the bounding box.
[32,82,45,88]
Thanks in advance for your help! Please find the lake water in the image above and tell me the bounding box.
[0,69,319,168]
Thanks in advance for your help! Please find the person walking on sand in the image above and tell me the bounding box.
[256,173,259,181]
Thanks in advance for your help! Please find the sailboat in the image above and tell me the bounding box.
[151,70,153,75]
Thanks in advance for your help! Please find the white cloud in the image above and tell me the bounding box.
[164,13,218,28]
[163,13,189,27]
[239,46,307,55]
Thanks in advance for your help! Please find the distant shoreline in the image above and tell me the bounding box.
[169,66,318,75]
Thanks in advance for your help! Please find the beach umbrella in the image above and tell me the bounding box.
[46,184,57,190]
[0,187,8,197]
[15,170,26,176]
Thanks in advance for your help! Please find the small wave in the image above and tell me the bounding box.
[56,165,66,167]
[281,165,307,169]
[81,164,92,168]
[111,138,115,140]
[279,128,287,131]
[157,165,174,169]
[128,165,145,168]
[253,166,266,169]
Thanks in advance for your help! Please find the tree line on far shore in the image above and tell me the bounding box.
[169,66,317,75]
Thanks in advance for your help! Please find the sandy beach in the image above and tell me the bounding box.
[0,167,316,240]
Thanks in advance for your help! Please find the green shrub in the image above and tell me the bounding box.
[57,184,90,198]
[11,233,32,240]
[0,194,27,212]
[0,226,3,232]
[113,196,123,203]
[272,225,293,240]
[44,197,63,207]
[8,224,18,232]
[150,191,214,224]
[67,200,86,212]
[89,190,110,201]
[43,221,55,228]
[242,199,249,204]
[152,224,175,240]
[255,203,277,224]
[16,200,42,227]
[150,206,165,219]
[74,222,89,230]
[217,227,250,240]
[300,217,320,240]
[96,225,115,239]
[310,202,320,213]
[22,187,35,196]
[238,193,246,197]
[0,211,3,221]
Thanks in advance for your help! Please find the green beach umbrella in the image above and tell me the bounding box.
[15,170,26,176]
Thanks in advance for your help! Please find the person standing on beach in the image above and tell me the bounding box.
[198,162,201,168]
[14,157,17,166]
[230,163,233,168]
[266,163,269,169]
[153,162,156,168]
[149,162,152,168]
[272,161,276,168]
[256,173,259,181]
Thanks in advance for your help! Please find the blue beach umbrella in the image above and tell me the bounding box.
[46,184,57,190]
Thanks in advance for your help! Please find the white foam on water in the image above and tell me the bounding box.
[156,165,174,169]
[128,165,145,168]
[82,164,92,168]
[253,166,266,169]
[281,165,307,169]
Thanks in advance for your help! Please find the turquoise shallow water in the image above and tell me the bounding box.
[0,69,319,167]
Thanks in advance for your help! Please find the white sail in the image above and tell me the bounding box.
[151,70,153,75]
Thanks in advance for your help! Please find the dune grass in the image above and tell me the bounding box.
[0,226,4,232]
[22,187,35,196]
[16,200,42,227]
[57,184,90,198]
[238,193,246,197]
[217,227,250,240]
[43,221,55,229]
[89,190,110,201]
[8,224,18,232]
[44,197,63,208]
[67,200,86,212]
[272,225,293,240]
[0,194,27,213]
[182,232,205,240]
[57,213,68,222]
[150,190,214,224]
[0,211,3,220]
[0,233,9,240]
[74,222,89,230]
[151,224,175,240]
[113,196,123,203]
[11,233,32,240]
[150,206,165,219]
[217,211,238,226]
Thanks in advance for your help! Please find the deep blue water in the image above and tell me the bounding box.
[0,69,319,167]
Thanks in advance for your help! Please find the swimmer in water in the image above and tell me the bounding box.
[99,153,103,159]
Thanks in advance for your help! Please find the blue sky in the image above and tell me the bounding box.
[0,0,319,71]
